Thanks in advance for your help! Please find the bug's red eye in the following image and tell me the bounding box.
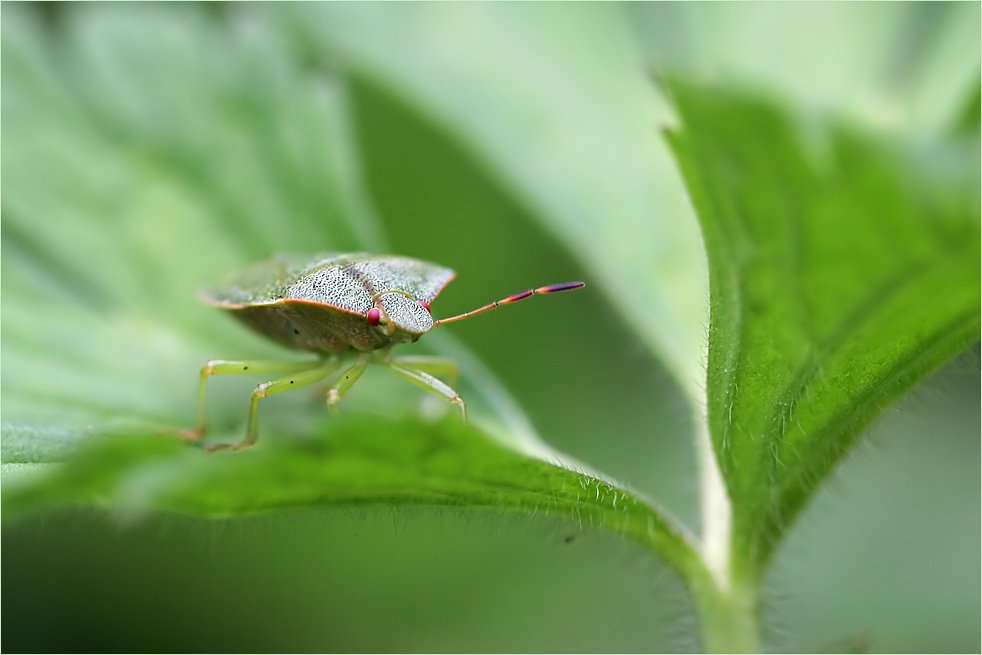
[421,301,431,312]
[366,307,381,326]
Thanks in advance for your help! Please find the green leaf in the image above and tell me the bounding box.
[952,78,981,137]
[2,416,707,589]
[665,79,981,577]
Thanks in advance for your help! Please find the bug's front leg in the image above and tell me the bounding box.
[325,356,368,415]
[385,356,467,421]
[388,355,460,387]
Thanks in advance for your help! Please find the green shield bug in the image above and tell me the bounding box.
[184,253,584,451]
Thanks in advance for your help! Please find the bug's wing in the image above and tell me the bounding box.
[201,253,369,308]
[284,255,376,315]
[351,257,456,304]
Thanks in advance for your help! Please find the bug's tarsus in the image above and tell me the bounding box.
[432,281,585,326]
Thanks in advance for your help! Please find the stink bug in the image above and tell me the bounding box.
[184,253,584,451]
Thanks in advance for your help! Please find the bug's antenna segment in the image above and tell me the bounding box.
[433,281,585,326]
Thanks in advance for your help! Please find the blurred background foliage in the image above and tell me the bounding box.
[2,2,978,652]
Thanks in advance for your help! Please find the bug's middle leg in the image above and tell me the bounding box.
[206,360,341,452]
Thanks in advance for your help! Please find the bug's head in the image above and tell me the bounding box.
[366,290,434,342]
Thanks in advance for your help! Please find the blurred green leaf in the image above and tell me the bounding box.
[272,2,709,393]
[0,3,536,447]
[1,3,386,440]
[952,78,981,137]
[635,3,981,136]
[1,2,697,584]
[665,79,981,577]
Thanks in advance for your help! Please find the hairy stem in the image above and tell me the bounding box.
[689,387,762,652]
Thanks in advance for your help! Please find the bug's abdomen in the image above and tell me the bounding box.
[222,305,350,354]
[224,301,398,354]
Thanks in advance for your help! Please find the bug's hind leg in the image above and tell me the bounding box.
[196,359,340,452]
[386,357,467,421]
[181,359,323,443]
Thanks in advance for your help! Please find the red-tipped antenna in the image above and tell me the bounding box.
[433,281,585,327]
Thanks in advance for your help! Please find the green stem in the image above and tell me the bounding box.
[693,574,762,653]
